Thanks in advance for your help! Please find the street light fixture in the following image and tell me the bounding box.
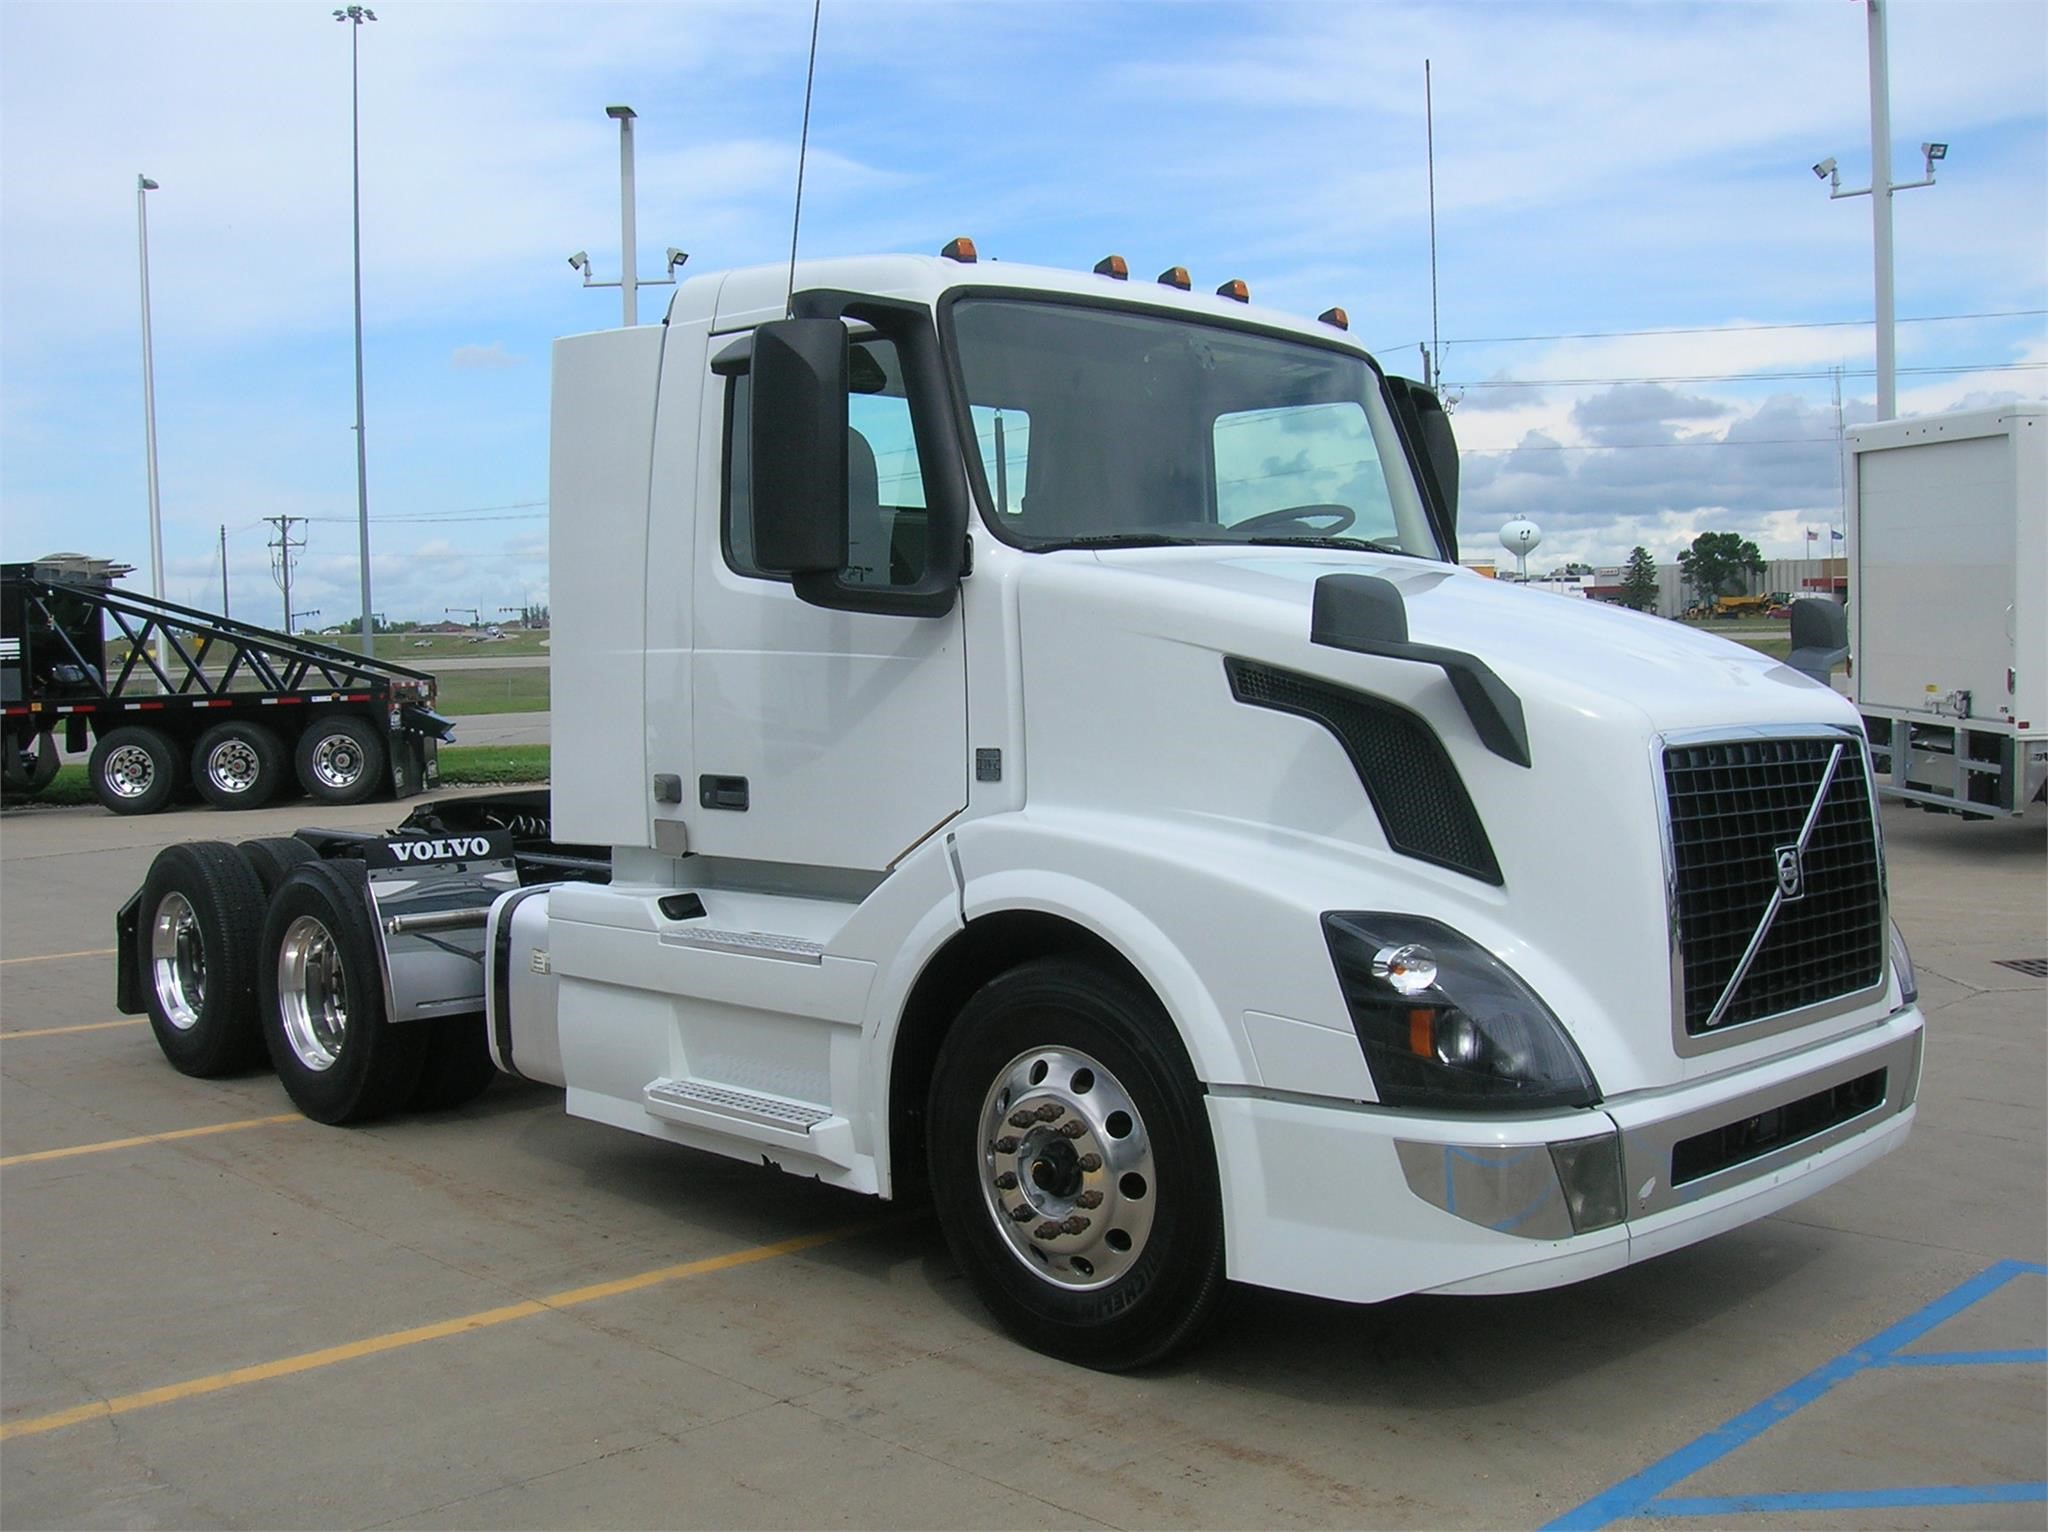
[135,175,165,604]
[335,3,377,656]
[1812,0,1946,420]
[567,106,683,326]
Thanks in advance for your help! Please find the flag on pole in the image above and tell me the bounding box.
[1830,528,1844,543]
[1806,528,1819,544]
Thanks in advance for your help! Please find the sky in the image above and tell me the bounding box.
[1,0,2043,630]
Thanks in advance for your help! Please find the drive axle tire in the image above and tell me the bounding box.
[137,841,270,1076]
[408,1017,499,1112]
[237,836,319,899]
[90,725,182,816]
[926,956,1228,1371]
[294,715,386,806]
[259,858,427,1124]
[193,721,287,811]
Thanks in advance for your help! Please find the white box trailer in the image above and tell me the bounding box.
[1845,404,2047,816]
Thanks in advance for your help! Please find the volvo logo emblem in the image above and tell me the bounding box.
[1774,844,1806,901]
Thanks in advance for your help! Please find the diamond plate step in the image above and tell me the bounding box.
[661,928,825,964]
[644,1077,832,1132]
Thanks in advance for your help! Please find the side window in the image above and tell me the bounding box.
[1212,401,1395,538]
[723,337,931,587]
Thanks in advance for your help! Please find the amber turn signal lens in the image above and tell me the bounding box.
[1156,266,1191,290]
[1093,254,1129,279]
[1318,306,1349,330]
[940,237,978,263]
[1216,279,1249,302]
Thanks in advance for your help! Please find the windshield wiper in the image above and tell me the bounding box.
[1241,535,1427,559]
[1039,533,1208,550]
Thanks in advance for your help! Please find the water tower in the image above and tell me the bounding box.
[1499,519,1542,581]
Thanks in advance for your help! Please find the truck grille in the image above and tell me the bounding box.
[1665,733,1884,1037]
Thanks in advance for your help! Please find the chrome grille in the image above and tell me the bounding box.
[1664,733,1884,1037]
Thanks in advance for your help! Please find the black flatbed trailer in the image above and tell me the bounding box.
[2,556,453,814]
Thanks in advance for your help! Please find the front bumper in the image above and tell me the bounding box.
[1208,1007,1923,1304]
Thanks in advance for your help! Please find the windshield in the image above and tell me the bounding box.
[946,297,1440,558]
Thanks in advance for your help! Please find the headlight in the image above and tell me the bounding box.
[1323,913,1600,1112]
[1889,920,1917,1005]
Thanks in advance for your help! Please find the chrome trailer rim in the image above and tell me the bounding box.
[204,738,262,795]
[105,743,157,798]
[149,892,206,1031]
[976,1046,1157,1291]
[277,914,349,1071]
[307,734,365,790]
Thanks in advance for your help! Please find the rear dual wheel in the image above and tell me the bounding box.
[137,841,269,1075]
[90,726,183,816]
[192,721,287,811]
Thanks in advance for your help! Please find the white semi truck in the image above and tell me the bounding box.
[1844,404,2047,816]
[118,248,1923,1369]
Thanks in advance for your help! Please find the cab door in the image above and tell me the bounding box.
[686,326,967,872]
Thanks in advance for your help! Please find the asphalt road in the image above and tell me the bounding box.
[0,794,2041,1529]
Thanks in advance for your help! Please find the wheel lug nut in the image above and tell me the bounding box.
[1033,1221,1062,1241]
[994,1136,1021,1154]
[1055,1120,1085,1139]
[1009,1204,1034,1222]
[1008,1110,1035,1129]
[1077,1153,1102,1172]
[1034,1102,1064,1122]
[1076,1189,1102,1209]
[993,1171,1018,1190]
[1061,1215,1091,1235]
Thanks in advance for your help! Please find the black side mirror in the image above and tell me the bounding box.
[750,318,849,574]
[1384,377,1460,560]
[1787,598,1849,686]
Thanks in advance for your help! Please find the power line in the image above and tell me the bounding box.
[1455,361,2045,389]
[1432,307,2048,349]
[1466,437,1838,454]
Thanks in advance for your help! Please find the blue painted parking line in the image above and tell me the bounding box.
[1546,1259,2048,1530]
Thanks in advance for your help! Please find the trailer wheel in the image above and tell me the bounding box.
[236,836,318,899]
[89,725,181,815]
[408,1017,499,1111]
[294,716,386,806]
[193,721,287,810]
[259,858,426,1124]
[1,730,61,798]
[138,841,270,1076]
[926,956,1228,1371]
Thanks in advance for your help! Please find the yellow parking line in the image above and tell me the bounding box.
[0,1019,148,1041]
[0,1113,301,1168]
[0,947,118,967]
[0,1222,878,1441]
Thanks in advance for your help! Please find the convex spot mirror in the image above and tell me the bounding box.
[750,317,850,574]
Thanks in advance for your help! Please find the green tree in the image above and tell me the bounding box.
[1620,546,1661,612]
[1677,531,1765,600]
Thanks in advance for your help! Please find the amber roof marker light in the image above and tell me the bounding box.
[1318,307,1350,331]
[940,237,978,263]
[1093,254,1129,280]
[1216,279,1249,303]
[1156,266,1191,291]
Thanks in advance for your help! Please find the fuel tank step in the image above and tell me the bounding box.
[642,1076,855,1166]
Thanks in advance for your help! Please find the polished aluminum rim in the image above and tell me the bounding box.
[977,1046,1157,1290]
[308,734,364,790]
[149,891,205,1031]
[277,914,348,1071]
[105,743,156,799]
[205,738,261,794]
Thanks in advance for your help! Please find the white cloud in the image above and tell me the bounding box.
[450,343,525,371]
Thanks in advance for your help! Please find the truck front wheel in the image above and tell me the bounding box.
[926,956,1228,1371]
[259,859,426,1124]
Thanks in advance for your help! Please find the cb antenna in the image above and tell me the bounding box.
[786,0,824,317]
[1425,58,1440,392]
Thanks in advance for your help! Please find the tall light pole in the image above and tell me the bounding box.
[1813,0,1946,421]
[135,175,164,601]
[568,106,685,325]
[335,4,377,654]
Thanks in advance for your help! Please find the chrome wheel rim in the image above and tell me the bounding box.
[149,892,205,1031]
[308,734,364,790]
[105,743,156,799]
[205,739,261,795]
[977,1046,1157,1291]
[277,915,348,1071]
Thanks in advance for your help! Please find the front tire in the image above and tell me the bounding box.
[259,859,426,1124]
[137,842,269,1076]
[927,956,1227,1371]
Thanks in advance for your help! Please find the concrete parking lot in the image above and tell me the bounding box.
[1,792,2042,1529]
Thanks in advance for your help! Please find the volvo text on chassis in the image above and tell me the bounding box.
[116,245,1924,1369]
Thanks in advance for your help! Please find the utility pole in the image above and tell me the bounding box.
[136,175,164,601]
[219,524,230,616]
[335,5,377,655]
[265,514,307,633]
